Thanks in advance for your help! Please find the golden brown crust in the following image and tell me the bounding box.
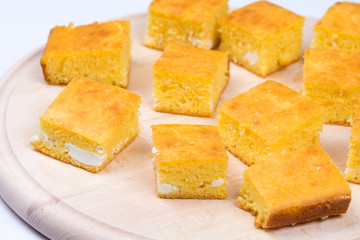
[41,78,141,144]
[41,21,130,57]
[314,2,360,36]
[220,1,304,38]
[263,197,351,228]
[219,80,323,144]
[157,192,227,199]
[303,48,360,87]
[149,0,228,22]
[151,124,228,162]
[153,42,228,79]
[237,145,352,228]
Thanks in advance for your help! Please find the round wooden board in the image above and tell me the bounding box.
[0,14,359,240]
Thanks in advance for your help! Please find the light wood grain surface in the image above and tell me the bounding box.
[0,14,359,240]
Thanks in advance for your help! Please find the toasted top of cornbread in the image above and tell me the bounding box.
[351,107,360,143]
[151,124,228,162]
[220,1,304,38]
[42,20,130,56]
[304,48,360,87]
[314,2,360,36]
[153,42,228,79]
[149,0,227,22]
[220,80,323,144]
[245,145,351,212]
[41,78,141,144]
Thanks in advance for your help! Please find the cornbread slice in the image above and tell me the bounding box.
[217,80,324,166]
[144,0,228,50]
[311,2,360,52]
[153,42,229,117]
[30,78,141,173]
[346,106,360,183]
[151,124,228,199]
[302,48,360,126]
[219,1,304,77]
[41,20,131,88]
[237,145,351,228]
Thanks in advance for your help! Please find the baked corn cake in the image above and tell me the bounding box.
[237,145,351,228]
[144,0,228,50]
[153,42,229,117]
[41,20,131,88]
[311,2,360,52]
[217,80,324,166]
[30,78,141,173]
[151,124,228,199]
[302,48,360,125]
[219,1,304,77]
[346,106,360,183]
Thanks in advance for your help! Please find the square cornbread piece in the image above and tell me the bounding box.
[311,2,360,52]
[346,106,360,183]
[151,124,228,199]
[153,42,229,117]
[41,20,131,88]
[237,145,351,228]
[30,78,141,173]
[217,80,324,166]
[144,0,228,50]
[219,1,304,77]
[302,48,360,125]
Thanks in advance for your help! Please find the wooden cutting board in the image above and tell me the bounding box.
[0,14,359,240]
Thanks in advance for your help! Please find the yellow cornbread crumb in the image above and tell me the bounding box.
[346,106,360,183]
[237,145,351,228]
[311,2,360,52]
[219,1,304,77]
[41,20,131,88]
[144,0,228,50]
[153,42,229,117]
[302,48,360,125]
[218,80,324,166]
[30,78,141,173]
[151,124,228,199]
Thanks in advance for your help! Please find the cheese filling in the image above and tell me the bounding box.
[65,143,107,167]
[157,177,225,194]
[244,51,259,66]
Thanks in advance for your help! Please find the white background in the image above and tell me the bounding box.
[0,0,356,239]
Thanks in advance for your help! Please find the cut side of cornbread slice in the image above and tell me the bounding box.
[311,2,360,52]
[302,48,360,125]
[219,1,304,77]
[144,0,228,50]
[151,124,228,199]
[237,145,351,228]
[217,80,324,166]
[153,42,229,117]
[41,20,131,88]
[30,78,141,173]
[346,106,360,183]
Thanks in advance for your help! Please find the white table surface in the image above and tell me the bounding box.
[0,0,356,239]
